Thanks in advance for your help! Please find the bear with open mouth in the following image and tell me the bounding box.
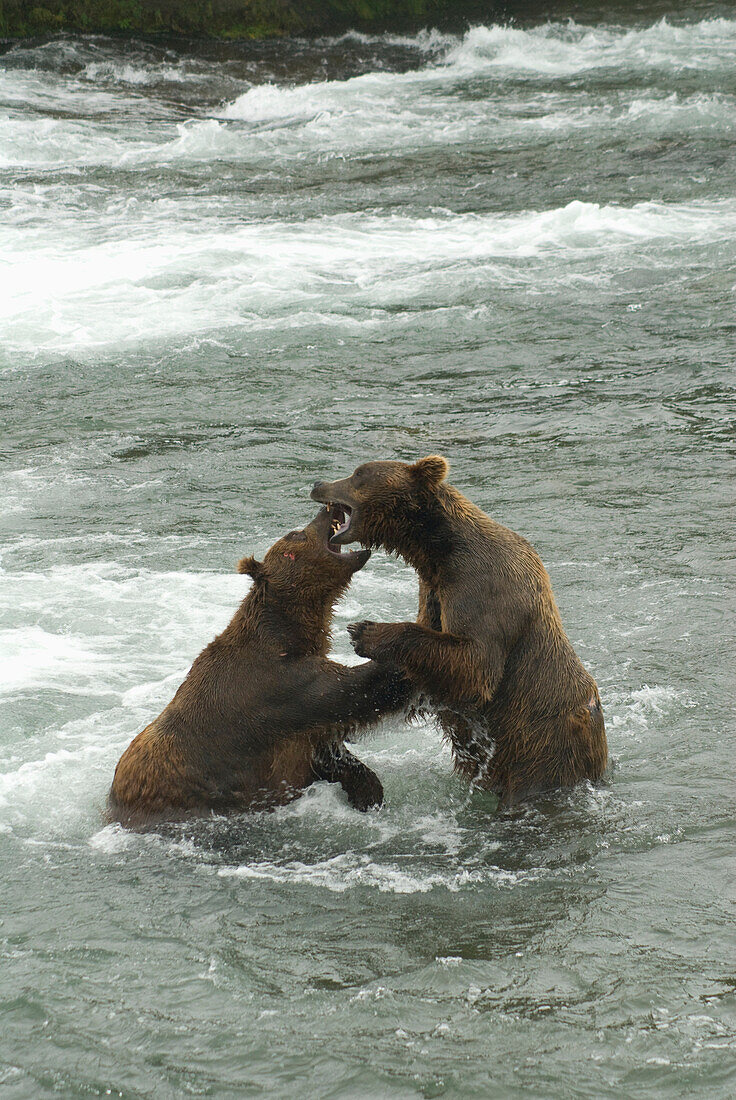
[108,508,408,826]
[312,456,607,806]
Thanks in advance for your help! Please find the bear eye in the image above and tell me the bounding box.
[285,530,307,543]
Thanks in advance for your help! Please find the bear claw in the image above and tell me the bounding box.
[348,620,377,659]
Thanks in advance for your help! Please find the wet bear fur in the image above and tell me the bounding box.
[108,509,407,826]
[312,457,607,806]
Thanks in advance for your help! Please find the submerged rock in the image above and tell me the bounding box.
[0,1,505,40]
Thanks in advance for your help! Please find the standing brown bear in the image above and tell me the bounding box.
[108,508,407,826]
[311,457,607,806]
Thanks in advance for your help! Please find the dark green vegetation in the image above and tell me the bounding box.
[0,0,500,39]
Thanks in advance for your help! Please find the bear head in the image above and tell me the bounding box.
[310,456,449,560]
[238,506,371,602]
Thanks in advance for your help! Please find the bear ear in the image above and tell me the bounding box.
[237,555,264,580]
[411,455,449,486]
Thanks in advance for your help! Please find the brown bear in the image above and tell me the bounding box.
[311,457,607,806]
[108,508,408,826]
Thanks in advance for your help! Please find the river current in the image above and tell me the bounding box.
[1,4,734,1097]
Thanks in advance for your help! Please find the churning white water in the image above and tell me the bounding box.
[1,7,734,1098]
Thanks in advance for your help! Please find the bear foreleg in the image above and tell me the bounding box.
[291,658,411,736]
[417,580,442,631]
[311,742,384,811]
[348,621,503,706]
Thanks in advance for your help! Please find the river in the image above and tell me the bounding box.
[1,5,734,1097]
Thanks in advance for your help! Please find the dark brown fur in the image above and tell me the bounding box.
[311,457,607,806]
[108,509,406,826]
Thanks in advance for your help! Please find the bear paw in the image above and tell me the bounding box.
[348,620,387,660]
[347,769,384,812]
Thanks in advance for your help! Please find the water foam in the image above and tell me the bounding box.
[221,17,736,133]
[4,199,736,357]
[2,19,734,174]
[0,66,146,118]
[3,81,731,174]
[329,17,736,78]
[0,625,112,696]
[324,28,453,53]
[0,115,160,170]
[0,559,252,831]
[445,17,736,78]
[82,60,205,86]
[219,853,531,894]
[610,684,686,735]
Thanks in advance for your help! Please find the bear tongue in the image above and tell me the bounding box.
[329,505,351,541]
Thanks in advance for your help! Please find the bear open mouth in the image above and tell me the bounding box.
[327,503,352,552]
